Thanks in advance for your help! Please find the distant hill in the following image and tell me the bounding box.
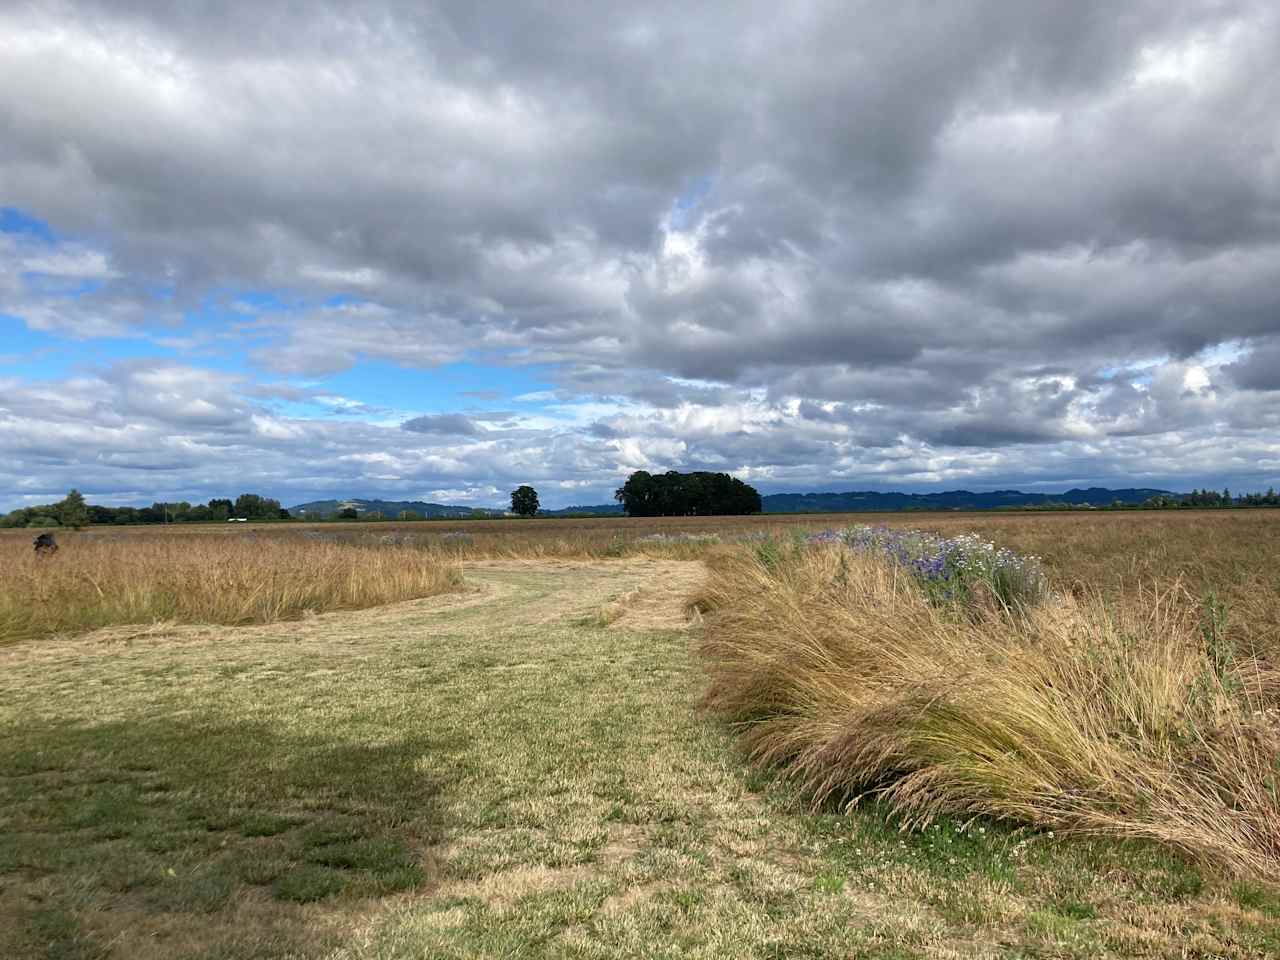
[538,503,625,516]
[288,498,505,519]
[760,487,1176,513]
[529,488,1174,515]
[292,487,1178,520]
[289,497,630,518]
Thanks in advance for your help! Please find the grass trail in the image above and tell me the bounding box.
[2,559,1277,959]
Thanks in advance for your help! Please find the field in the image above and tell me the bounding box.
[0,537,463,646]
[2,511,1279,957]
[7,509,1276,651]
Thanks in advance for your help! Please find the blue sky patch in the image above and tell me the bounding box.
[0,207,56,244]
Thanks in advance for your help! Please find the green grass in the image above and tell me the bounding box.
[0,710,442,956]
[2,558,1278,958]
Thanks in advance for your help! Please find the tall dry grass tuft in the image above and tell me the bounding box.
[696,546,1280,879]
[0,536,464,644]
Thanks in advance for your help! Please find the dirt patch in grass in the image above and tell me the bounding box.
[598,825,648,863]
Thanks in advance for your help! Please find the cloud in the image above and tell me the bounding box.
[427,485,501,503]
[400,413,480,436]
[0,233,166,338]
[1,1,1279,505]
[21,246,119,280]
[2,354,1279,511]
[1225,338,1280,391]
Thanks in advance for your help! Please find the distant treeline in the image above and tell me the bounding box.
[999,490,1280,511]
[614,470,762,517]
[2,492,288,528]
[1136,488,1280,509]
[6,483,1280,529]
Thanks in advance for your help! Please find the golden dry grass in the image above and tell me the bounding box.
[0,535,463,644]
[903,510,1280,656]
[7,508,1277,652]
[8,508,1273,604]
[696,544,1280,881]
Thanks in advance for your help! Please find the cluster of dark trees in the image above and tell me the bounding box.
[1237,489,1280,507]
[614,470,762,517]
[1,489,91,529]
[1142,488,1280,509]
[1,492,288,528]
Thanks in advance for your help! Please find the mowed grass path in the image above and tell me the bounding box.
[3,559,1278,959]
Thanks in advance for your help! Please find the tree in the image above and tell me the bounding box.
[614,470,656,515]
[234,494,262,518]
[615,470,761,517]
[207,498,233,521]
[511,485,540,517]
[233,493,283,520]
[56,489,90,529]
[338,507,359,520]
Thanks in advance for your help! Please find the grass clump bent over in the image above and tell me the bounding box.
[697,538,1280,880]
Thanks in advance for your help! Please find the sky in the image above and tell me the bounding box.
[2,0,1279,511]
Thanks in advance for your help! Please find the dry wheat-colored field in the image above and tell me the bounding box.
[5,508,1275,648]
[0,536,463,646]
[2,510,1277,958]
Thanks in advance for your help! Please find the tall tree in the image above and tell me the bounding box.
[511,485,540,517]
[56,489,90,529]
[233,493,283,519]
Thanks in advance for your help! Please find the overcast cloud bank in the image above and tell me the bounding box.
[2,1,1279,508]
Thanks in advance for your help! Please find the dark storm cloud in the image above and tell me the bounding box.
[2,0,1279,504]
[1226,338,1280,391]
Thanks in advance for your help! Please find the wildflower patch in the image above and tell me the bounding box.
[807,525,1049,613]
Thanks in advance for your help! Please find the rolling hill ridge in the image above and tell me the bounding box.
[290,487,1178,518]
